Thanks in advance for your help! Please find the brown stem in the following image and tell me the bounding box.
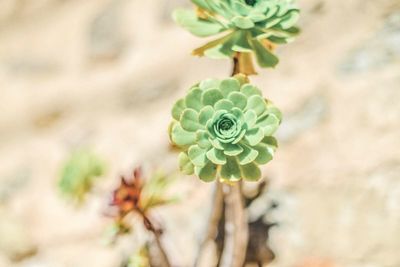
[231,54,240,76]
[140,211,171,267]
[194,181,224,267]
[219,183,249,267]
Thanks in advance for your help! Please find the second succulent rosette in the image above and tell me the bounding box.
[169,75,281,182]
[173,0,300,69]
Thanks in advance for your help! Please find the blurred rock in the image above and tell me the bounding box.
[0,211,37,262]
[339,10,400,74]
[1,57,60,77]
[0,168,30,204]
[120,77,179,109]
[276,92,329,143]
[87,0,127,62]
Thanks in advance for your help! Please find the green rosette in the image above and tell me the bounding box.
[173,0,300,68]
[168,75,281,182]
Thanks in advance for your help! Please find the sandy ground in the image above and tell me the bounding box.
[0,0,400,266]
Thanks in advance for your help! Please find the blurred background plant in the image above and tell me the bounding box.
[58,150,106,204]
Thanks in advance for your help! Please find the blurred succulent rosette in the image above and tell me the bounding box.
[169,75,281,182]
[173,0,300,70]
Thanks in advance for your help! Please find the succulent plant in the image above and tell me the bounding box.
[169,75,281,182]
[59,150,105,203]
[173,0,300,70]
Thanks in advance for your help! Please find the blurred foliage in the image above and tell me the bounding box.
[127,246,150,267]
[108,167,178,239]
[58,150,106,204]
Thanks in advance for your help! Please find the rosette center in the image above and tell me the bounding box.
[245,0,257,6]
[212,113,241,143]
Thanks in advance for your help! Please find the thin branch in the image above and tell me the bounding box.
[141,212,172,267]
[194,181,224,267]
[219,183,249,267]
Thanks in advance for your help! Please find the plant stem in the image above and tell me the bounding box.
[141,212,172,267]
[194,181,224,267]
[219,183,249,267]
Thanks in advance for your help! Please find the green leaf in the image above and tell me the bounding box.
[253,143,273,164]
[246,95,266,116]
[185,88,203,111]
[232,1,252,16]
[244,110,257,128]
[191,0,211,10]
[261,136,278,148]
[220,157,241,181]
[181,109,202,132]
[239,162,261,181]
[206,147,227,164]
[172,99,186,121]
[214,99,234,111]
[232,30,253,53]
[199,78,220,90]
[250,39,279,68]
[244,127,264,146]
[237,144,259,165]
[178,152,195,174]
[240,84,262,97]
[199,106,215,125]
[202,88,224,106]
[220,78,241,97]
[195,161,217,182]
[204,31,241,59]
[173,9,224,37]
[232,16,255,29]
[228,92,247,110]
[171,124,196,147]
[280,10,300,29]
[188,145,208,166]
[193,33,235,57]
[197,130,212,149]
[59,150,106,203]
[222,143,243,156]
[209,137,224,150]
[256,114,280,135]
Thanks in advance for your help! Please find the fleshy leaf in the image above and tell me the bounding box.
[202,88,224,106]
[196,130,212,149]
[240,84,262,97]
[173,9,224,37]
[220,157,241,181]
[172,99,186,121]
[239,162,261,181]
[181,109,202,132]
[185,88,203,111]
[195,161,217,182]
[250,39,279,68]
[206,147,227,164]
[178,152,195,174]
[220,78,241,97]
[199,79,220,90]
[246,95,266,115]
[253,143,273,164]
[228,92,247,110]
[199,106,215,125]
[214,99,234,111]
[188,145,208,166]
[238,144,259,165]
[222,143,243,156]
[232,16,255,29]
[244,110,257,128]
[171,124,196,147]
[257,114,280,135]
[244,127,264,146]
